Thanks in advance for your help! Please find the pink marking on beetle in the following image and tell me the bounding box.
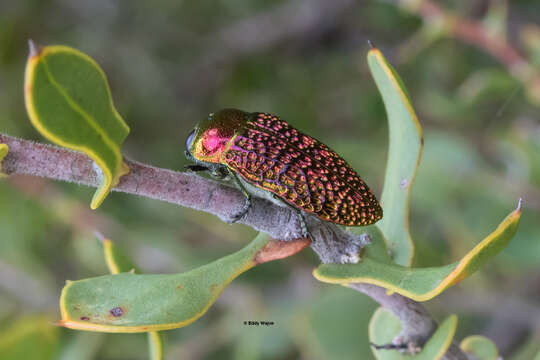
[203,129,222,153]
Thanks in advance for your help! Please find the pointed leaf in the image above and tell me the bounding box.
[100,237,138,275]
[460,335,499,360]
[314,202,521,301]
[368,47,423,266]
[59,233,272,332]
[0,144,8,177]
[369,307,457,360]
[24,43,130,209]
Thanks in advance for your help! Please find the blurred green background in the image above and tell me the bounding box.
[0,0,539,359]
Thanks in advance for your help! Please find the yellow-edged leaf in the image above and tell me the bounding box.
[368,47,423,266]
[60,233,272,333]
[24,42,129,209]
[314,202,521,301]
[460,335,499,360]
[99,234,161,359]
[100,236,138,275]
[369,307,457,360]
[147,332,163,360]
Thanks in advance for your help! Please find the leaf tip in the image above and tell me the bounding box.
[516,198,523,213]
[90,200,99,210]
[367,40,377,49]
[27,39,41,58]
[54,319,67,328]
[90,191,107,209]
[94,231,106,243]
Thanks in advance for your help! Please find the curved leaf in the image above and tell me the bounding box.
[24,42,130,209]
[314,202,521,301]
[0,144,8,177]
[59,233,272,332]
[100,236,138,275]
[368,47,423,266]
[369,307,457,360]
[460,335,499,360]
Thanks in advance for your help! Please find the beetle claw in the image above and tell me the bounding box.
[297,211,313,240]
[230,194,252,223]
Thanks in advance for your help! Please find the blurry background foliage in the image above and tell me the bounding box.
[0,0,539,359]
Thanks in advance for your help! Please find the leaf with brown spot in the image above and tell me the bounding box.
[60,233,273,332]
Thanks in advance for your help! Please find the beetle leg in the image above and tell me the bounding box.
[210,166,230,180]
[297,211,313,240]
[269,193,313,240]
[228,170,252,222]
[185,164,209,172]
[186,163,230,180]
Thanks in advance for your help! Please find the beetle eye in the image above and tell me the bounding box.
[185,129,196,151]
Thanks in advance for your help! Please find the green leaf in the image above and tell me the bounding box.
[369,308,457,360]
[98,234,161,359]
[0,144,7,177]
[60,233,272,332]
[460,335,499,360]
[0,315,59,360]
[99,235,138,275]
[368,47,423,266]
[314,202,521,301]
[24,42,130,209]
[350,225,394,265]
[147,332,163,360]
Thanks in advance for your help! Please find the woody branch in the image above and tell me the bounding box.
[0,132,467,359]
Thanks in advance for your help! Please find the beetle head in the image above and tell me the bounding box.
[186,109,248,164]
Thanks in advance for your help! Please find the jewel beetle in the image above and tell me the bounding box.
[185,109,383,235]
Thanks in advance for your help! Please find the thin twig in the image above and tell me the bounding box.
[397,0,539,104]
[0,132,468,359]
